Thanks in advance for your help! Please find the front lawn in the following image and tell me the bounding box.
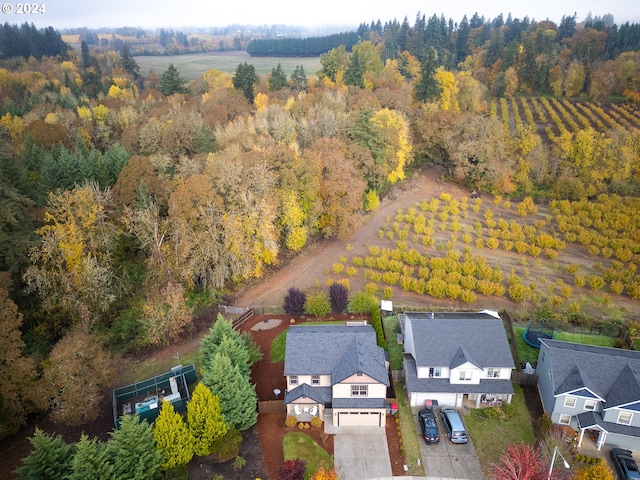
[283,431,332,476]
[394,382,425,476]
[465,384,535,472]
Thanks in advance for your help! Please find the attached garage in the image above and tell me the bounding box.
[335,410,385,427]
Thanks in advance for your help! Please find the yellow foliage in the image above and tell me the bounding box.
[93,104,109,123]
[0,68,10,88]
[0,112,24,143]
[371,108,413,184]
[435,68,460,112]
[76,106,92,121]
[254,92,269,111]
[285,96,296,111]
[108,84,123,98]
[60,61,77,73]
[200,69,232,90]
[44,112,58,124]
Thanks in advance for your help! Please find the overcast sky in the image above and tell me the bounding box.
[3,0,638,30]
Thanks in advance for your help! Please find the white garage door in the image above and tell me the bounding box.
[337,411,382,426]
[411,392,458,408]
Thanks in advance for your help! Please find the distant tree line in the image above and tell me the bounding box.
[0,22,69,59]
[246,31,360,57]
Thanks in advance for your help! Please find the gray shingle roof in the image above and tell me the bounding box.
[284,384,332,404]
[542,339,640,408]
[406,314,514,369]
[284,325,389,386]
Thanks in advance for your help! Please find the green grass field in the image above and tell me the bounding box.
[283,431,333,475]
[134,52,322,80]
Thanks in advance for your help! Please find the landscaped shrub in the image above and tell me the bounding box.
[502,403,516,418]
[310,416,323,428]
[304,290,331,317]
[233,456,246,469]
[283,288,306,316]
[329,282,348,313]
[278,459,306,480]
[211,428,242,462]
[536,413,552,436]
[347,291,378,313]
[285,415,297,427]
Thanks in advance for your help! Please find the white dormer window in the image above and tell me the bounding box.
[584,400,596,411]
[564,396,576,408]
[289,375,298,386]
[487,368,500,378]
[351,385,368,397]
[459,370,471,381]
[312,375,320,385]
[618,411,632,426]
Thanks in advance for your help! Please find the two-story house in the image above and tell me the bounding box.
[284,324,390,427]
[537,339,640,451]
[401,311,515,408]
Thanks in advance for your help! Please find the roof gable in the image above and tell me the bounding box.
[542,340,640,404]
[449,346,482,370]
[404,313,514,370]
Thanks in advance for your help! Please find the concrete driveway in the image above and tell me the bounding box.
[413,408,484,480]
[333,426,393,480]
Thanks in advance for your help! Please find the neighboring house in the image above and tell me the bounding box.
[401,311,515,408]
[537,339,640,451]
[284,324,390,427]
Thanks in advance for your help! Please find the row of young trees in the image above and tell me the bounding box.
[15,383,243,480]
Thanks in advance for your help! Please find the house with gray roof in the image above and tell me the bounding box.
[537,339,640,451]
[284,324,390,427]
[400,311,515,408]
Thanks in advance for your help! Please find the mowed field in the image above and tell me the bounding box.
[133,51,322,79]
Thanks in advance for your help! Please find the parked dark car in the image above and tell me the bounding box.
[418,407,440,444]
[440,408,468,443]
[611,448,640,480]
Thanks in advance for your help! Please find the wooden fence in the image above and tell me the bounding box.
[232,308,255,329]
[511,371,539,386]
[259,400,286,414]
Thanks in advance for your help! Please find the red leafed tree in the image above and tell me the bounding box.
[489,443,549,480]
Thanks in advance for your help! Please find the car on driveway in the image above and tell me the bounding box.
[611,448,640,480]
[441,408,468,444]
[418,407,440,444]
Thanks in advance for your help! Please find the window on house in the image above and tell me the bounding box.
[487,368,500,378]
[559,414,571,425]
[435,367,441,377]
[459,370,471,381]
[564,396,576,408]
[311,375,320,385]
[351,385,368,397]
[429,367,442,378]
[584,400,596,411]
[618,411,632,426]
[289,375,298,386]
[541,351,545,362]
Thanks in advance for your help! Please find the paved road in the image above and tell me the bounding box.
[413,408,484,480]
[333,426,393,480]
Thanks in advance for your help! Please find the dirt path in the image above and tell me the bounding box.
[234,165,470,310]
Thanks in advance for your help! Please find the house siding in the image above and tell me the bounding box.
[603,408,640,428]
[333,382,387,399]
[536,343,557,414]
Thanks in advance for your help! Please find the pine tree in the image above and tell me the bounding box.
[158,63,190,96]
[290,65,307,92]
[120,44,140,79]
[153,400,195,469]
[199,314,235,363]
[345,50,365,87]
[217,334,251,377]
[187,383,228,456]
[413,47,440,102]
[232,62,258,103]
[69,434,113,480]
[105,415,163,480]
[269,63,288,91]
[15,429,75,480]
[202,352,258,431]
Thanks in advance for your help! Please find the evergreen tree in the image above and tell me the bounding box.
[119,44,140,79]
[187,383,228,456]
[268,63,288,91]
[232,62,258,103]
[15,429,75,480]
[217,334,251,377]
[370,306,387,349]
[329,282,349,313]
[290,65,308,92]
[345,50,365,87]
[153,400,195,470]
[202,352,258,431]
[105,415,163,480]
[413,47,440,102]
[158,63,190,96]
[69,434,113,480]
[199,314,236,364]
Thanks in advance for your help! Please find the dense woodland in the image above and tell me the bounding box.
[1,11,640,476]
